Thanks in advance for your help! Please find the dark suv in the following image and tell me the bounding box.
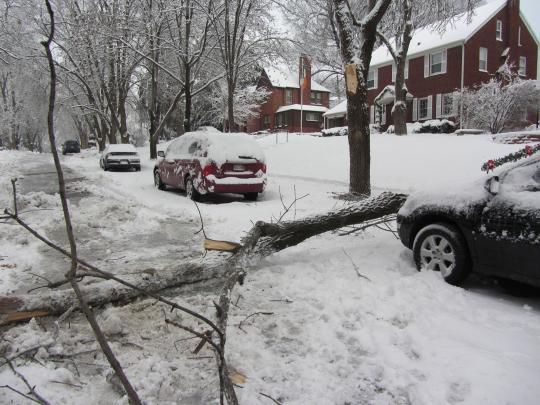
[61,140,80,155]
[397,155,540,287]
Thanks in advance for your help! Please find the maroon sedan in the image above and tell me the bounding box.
[154,131,267,201]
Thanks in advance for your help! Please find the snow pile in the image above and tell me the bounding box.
[166,130,266,167]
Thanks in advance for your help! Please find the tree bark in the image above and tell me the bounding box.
[333,0,393,196]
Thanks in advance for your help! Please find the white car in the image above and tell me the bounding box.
[100,144,141,171]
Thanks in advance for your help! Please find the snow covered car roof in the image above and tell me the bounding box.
[167,130,266,167]
[103,144,138,153]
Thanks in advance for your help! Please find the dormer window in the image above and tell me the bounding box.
[310,91,322,104]
[496,20,503,41]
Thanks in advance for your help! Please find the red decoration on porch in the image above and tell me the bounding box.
[525,145,533,156]
[487,160,495,171]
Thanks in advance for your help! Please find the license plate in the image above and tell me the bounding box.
[121,160,129,165]
[233,164,245,171]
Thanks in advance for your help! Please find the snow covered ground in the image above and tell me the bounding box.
[1,132,539,404]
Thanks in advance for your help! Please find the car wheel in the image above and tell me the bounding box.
[412,223,471,286]
[185,177,200,201]
[244,192,258,201]
[154,170,165,190]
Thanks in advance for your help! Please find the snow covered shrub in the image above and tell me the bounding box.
[321,126,348,137]
[412,119,456,134]
[460,64,540,134]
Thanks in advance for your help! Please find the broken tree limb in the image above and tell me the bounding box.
[1,192,407,320]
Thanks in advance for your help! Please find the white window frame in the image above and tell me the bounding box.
[367,69,377,89]
[427,50,447,76]
[479,47,488,72]
[496,20,503,41]
[519,56,527,76]
[418,97,429,120]
[285,89,293,105]
[305,112,320,122]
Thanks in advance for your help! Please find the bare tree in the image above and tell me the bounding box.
[461,64,540,134]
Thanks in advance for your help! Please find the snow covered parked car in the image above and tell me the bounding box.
[154,131,267,201]
[397,154,540,287]
[100,144,141,171]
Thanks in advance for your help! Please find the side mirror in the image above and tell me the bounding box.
[485,176,500,195]
[157,151,165,158]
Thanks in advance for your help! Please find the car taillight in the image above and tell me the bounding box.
[202,164,216,177]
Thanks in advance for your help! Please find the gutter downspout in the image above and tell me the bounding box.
[460,42,465,129]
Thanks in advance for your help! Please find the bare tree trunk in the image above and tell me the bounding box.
[393,66,408,135]
[226,78,235,133]
[333,0,392,196]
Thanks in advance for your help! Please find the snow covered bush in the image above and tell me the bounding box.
[321,126,348,137]
[412,119,456,134]
[460,65,540,134]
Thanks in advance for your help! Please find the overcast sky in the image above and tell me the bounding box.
[520,0,540,39]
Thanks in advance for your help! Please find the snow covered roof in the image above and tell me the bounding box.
[323,100,347,117]
[276,104,329,113]
[370,0,508,68]
[264,66,331,92]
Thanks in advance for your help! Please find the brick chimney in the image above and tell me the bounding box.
[506,0,521,60]
[299,54,312,103]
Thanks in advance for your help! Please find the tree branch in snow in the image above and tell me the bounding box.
[40,2,142,403]
[2,356,51,405]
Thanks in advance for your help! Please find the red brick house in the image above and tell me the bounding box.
[247,55,331,133]
[324,0,539,129]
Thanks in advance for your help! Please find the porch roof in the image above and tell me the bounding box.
[276,104,329,113]
[374,85,413,106]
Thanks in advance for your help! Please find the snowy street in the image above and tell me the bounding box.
[1,133,540,404]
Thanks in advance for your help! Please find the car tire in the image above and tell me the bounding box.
[185,177,200,201]
[154,170,165,190]
[244,192,258,201]
[412,223,471,286]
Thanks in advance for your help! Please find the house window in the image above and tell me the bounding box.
[430,51,443,75]
[442,93,453,116]
[496,20,502,41]
[367,69,376,89]
[305,112,320,122]
[519,56,527,76]
[518,27,522,46]
[285,89,293,105]
[275,113,282,127]
[479,47,488,72]
[418,97,429,120]
[263,115,270,129]
[310,91,322,104]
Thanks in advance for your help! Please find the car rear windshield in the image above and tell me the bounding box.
[109,152,137,156]
[66,141,79,146]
